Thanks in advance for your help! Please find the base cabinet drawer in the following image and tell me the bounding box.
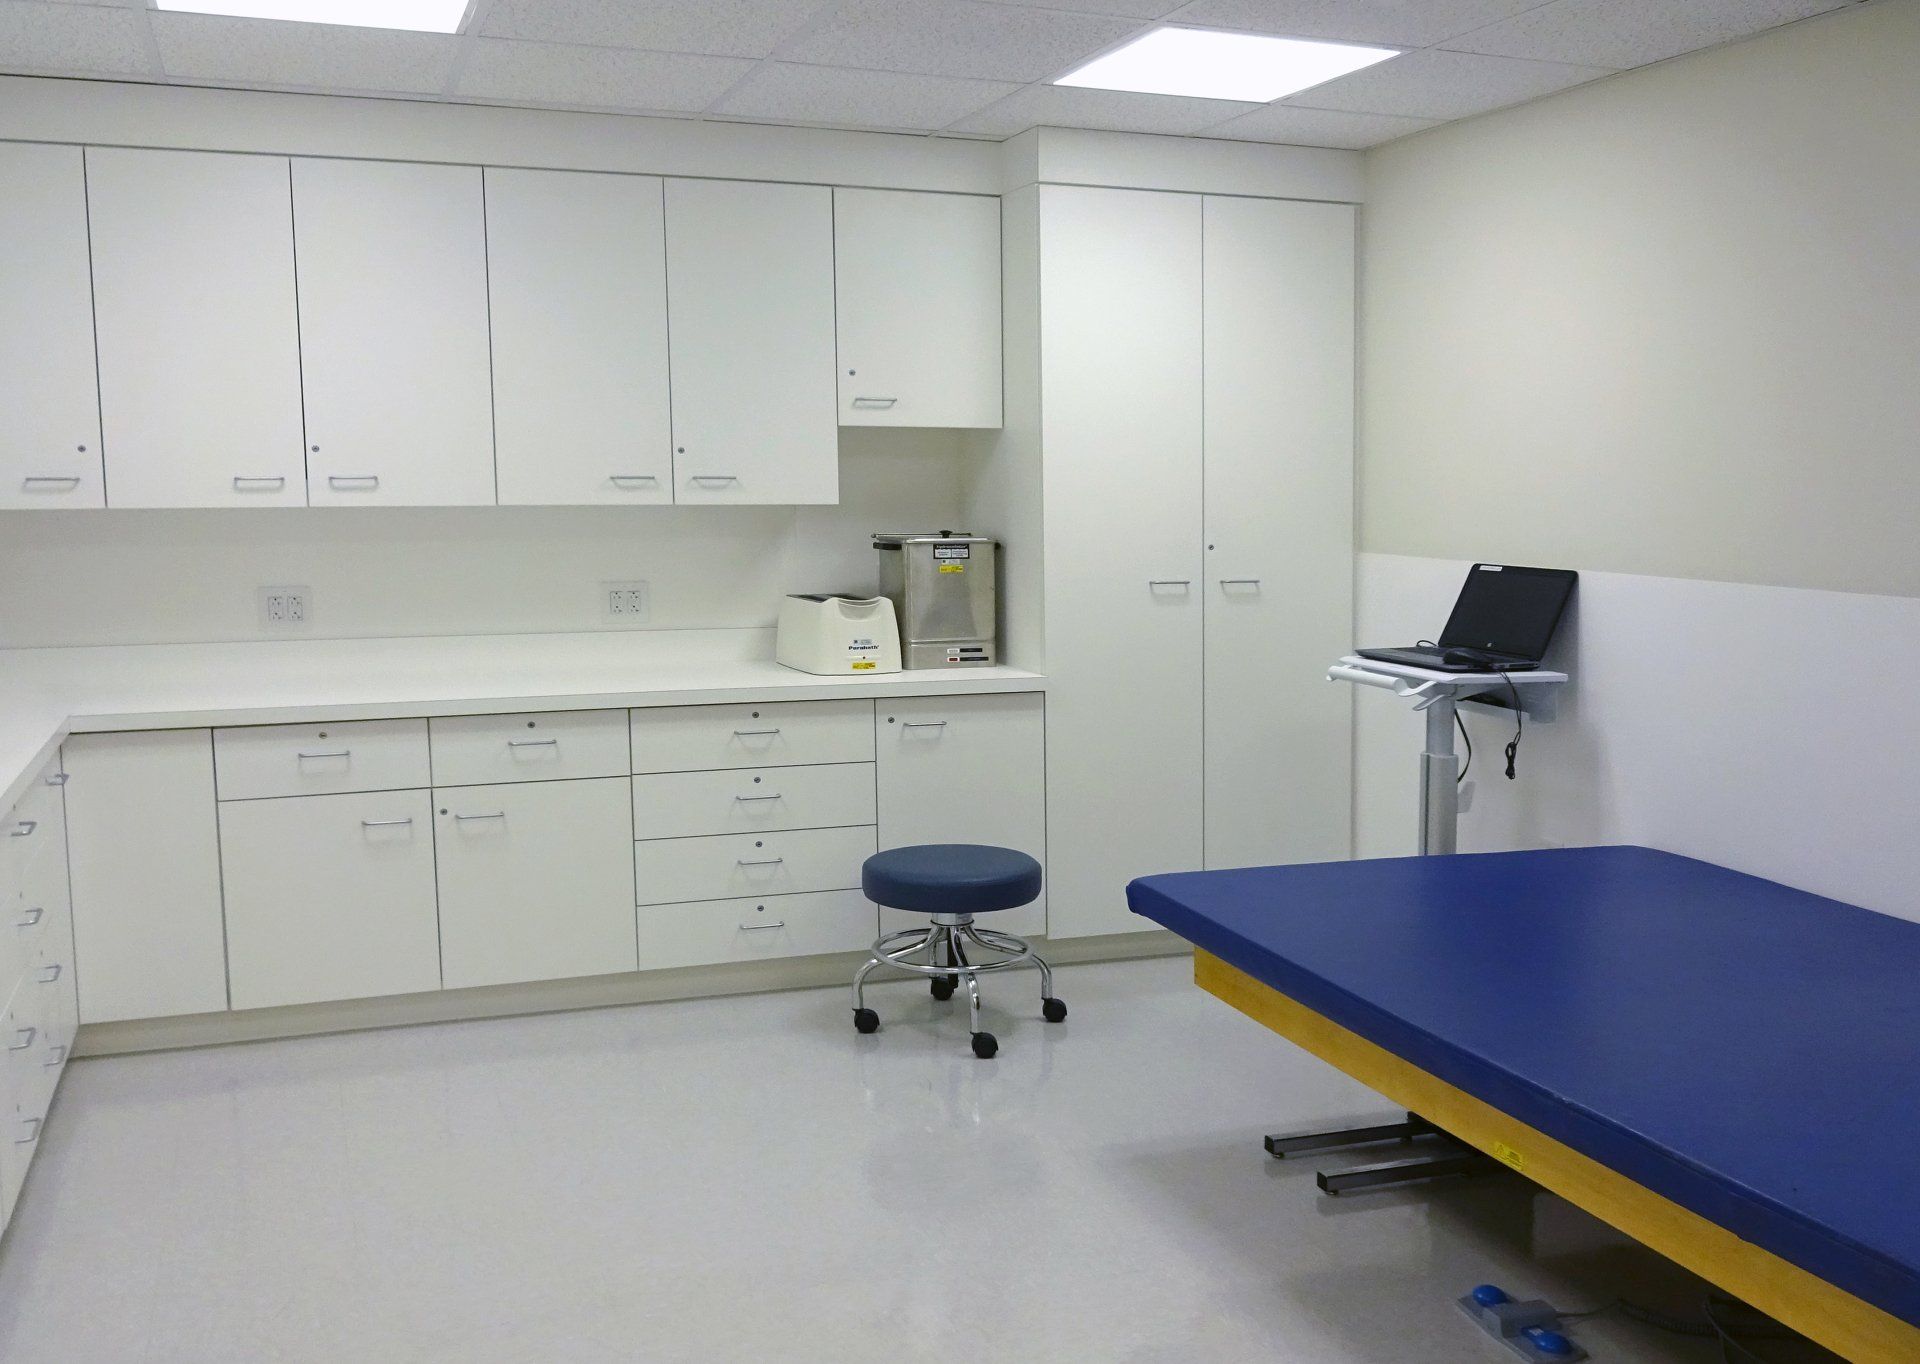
[632,763,875,840]
[630,700,874,774]
[220,790,441,1010]
[215,719,430,800]
[635,825,875,905]
[637,891,877,969]
[434,777,637,990]
[429,709,629,787]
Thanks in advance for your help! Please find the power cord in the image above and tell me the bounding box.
[1561,1294,1801,1363]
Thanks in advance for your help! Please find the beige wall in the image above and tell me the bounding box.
[1358,0,1920,597]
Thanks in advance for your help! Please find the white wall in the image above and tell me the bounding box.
[1356,553,1920,923]
[0,432,966,647]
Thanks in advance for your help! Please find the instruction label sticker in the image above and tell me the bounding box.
[851,661,876,670]
[933,544,970,559]
[938,563,965,573]
[1489,1140,1527,1172]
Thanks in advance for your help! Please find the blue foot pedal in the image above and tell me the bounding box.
[1457,1285,1588,1362]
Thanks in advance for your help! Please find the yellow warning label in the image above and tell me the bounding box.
[851,661,876,670]
[1489,1141,1527,1172]
[938,563,965,574]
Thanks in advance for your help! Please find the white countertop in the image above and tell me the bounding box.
[0,631,1044,815]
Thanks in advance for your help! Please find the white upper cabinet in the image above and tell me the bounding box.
[1202,196,1355,872]
[486,168,673,507]
[88,148,308,508]
[664,178,838,505]
[0,143,102,509]
[292,158,495,507]
[833,189,1001,429]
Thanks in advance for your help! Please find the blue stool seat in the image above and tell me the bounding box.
[862,844,1042,916]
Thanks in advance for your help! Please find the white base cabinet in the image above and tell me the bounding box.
[637,891,876,971]
[435,777,637,990]
[219,790,441,1010]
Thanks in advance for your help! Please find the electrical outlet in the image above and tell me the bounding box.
[602,581,650,624]
[258,586,311,629]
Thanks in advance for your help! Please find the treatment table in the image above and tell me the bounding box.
[1127,845,1920,1362]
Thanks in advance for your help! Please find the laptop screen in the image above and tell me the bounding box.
[1436,564,1577,661]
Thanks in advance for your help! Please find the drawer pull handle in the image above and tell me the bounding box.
[15,1117,42,1145]
[734,793,782,802]
[455,812,506,822]
[17,907,44,928]
[43,1045,67,1069]
[732,728,782,738]
[46,772,69,786]
[22,475,83,490]
[507,738,559,749]
[1218,577,1263,587]
[37,964,61,984]
[328,474,380,490]
[901,721,947,730]
[1148,579,1193,589]
[297,750,351,763]
[851,397,898,409]
[691,474,740,486]
[361,818,414,829]
[9,820,35,837]
[9,1028,36,1051]
[738,920,787,932]
[609,474,659,487]
[736,857,785,867]
[232,475,286,490]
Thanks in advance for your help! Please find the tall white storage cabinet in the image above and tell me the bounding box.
[1202,197,1356,871]
[1037,186,1206,941]
[87,148,308,508]
[833,189,1002,429]
[293,158,496,506]
[486,168,674,506]
[0,143,102,509]
[1033,187,1355,938]
[664,179,838,504]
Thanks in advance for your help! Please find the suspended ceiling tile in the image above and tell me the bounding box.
[780,0,1141,83]
[714,61,1020,131]
[478,0,832,61]
[0,0,154,78]
[1201,102,1440,147]
[1444,0,1853,70]
[1165,0,1553,49]
[455,40,755,113]
[1288,46,1611,119]
[152,11,459,93]
[948,82,1260,137]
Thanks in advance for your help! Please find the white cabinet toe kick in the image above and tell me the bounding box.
[54,691,1053,1055]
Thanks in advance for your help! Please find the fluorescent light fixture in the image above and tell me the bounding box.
[1055,26,1399,103]
[152,0,472,34]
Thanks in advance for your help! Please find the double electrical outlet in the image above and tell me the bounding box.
[255,581,651,630]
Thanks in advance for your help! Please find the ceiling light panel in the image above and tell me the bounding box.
[152,0,472,35]
[1055,26,1399,103]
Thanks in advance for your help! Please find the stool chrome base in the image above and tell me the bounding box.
[851,913,1065,1058]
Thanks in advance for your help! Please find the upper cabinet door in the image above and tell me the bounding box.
[88,148,307,508]
[1201,196,1355,872]
[293,158,495,507]
[834,189,1001,429]
[665,179,837,505]
[0,144,102,509]
[487,168,673,507]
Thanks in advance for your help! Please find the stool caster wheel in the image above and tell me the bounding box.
[930,976,956,1001]
[853,1008,879,1035]
[1042,997,1067,1023]
[971,1032,998,1060]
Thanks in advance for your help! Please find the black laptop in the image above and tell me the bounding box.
[1357,564,1577,673]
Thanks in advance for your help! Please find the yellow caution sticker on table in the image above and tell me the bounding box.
[1490,1140,1527,1172]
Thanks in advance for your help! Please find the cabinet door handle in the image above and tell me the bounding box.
[1148,579,1193,589]
[732,728,781,738]
[15,1117,42,1145]
[734,793,782,802]
[901,720,947,730]
[46,772,69,786]
[1218,578,1262,587]
[738,920,787,931]
[17,907,44,928]
[507,738,559,749]
[9,820,35,837]
[297,749,351,762]
[736,857,785,867]
[232,475,286,491]
[36,964,62,984]
[851,397,898,409]
[43,1045,67,1069]
[454,811,506,822]
[361,818,414,829]
[328,474,380,490]
[691,474,740,486]
[609,474,659,487]
[22,475,82,490]
[9,1027,36,1051]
